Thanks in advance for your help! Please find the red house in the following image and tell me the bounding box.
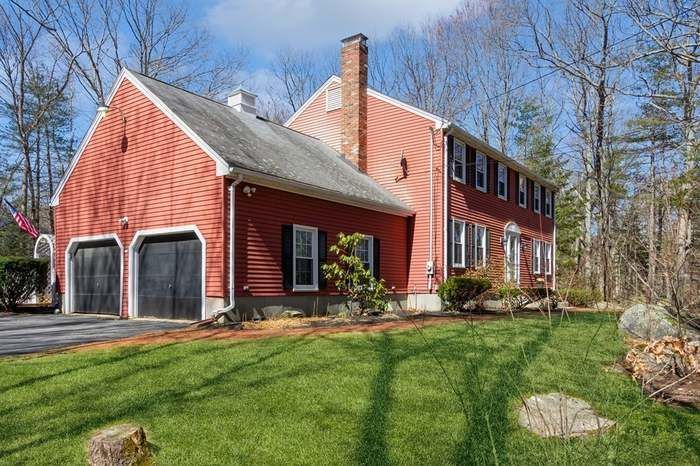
[51,33,556,321]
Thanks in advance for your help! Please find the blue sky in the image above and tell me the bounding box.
[195,0,464,70]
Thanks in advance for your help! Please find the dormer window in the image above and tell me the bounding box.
[475,152,487,192]
[518,174,527,208]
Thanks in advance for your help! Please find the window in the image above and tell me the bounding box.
[473,224,487,267]
[453,139,466,183]
[293,225,318,290]
[533,239,541,274]
[544,243,552,275]
[533,182,541,214]
[518,175,527,208]
[326,86,341,111]
[545,190,552,218]
[355,235,373,271]
[497,163,507,200]
[452,219,466,267]
[475,152,487,192]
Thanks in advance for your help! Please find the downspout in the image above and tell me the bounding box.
[428,127,434,292]
[443,131,449,282]
[214,172,243,320]
[552,221,557,290]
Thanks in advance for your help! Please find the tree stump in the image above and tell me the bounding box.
[88,424,151,466]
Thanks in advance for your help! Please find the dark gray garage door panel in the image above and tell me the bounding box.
[73,240,121,315]
[137,233,202,320]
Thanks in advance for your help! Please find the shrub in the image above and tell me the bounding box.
[0,257,48,311]
[498,285,522,299]
[322,233,389,314]
[438,276,491,312]
[560,287,603,307]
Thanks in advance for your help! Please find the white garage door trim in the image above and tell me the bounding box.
[64,233,124,315]
[128,225,207,320]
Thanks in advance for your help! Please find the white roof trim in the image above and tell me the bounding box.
[284,75,341,127]
[285,75,448,128]
[50,69,230,207]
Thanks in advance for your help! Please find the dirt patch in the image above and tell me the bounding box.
[63,314,505,353]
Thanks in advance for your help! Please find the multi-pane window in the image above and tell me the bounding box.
[293,225,317,290]
[545,190,552,218]
[533,239,542,274]
[473,224,487,267]
[497,163,507,200]
[475,152,487,192]
[534,182,541,214]
[452,220,466,267]
[519,175,527,208]
[544,243,552,275]
[355,235,373,271]
[453,140,465,183]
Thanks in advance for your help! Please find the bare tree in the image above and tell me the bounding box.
[270,48,331,113]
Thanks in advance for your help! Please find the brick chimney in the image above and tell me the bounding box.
[340,33,368,172]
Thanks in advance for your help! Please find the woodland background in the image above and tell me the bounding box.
[0,0,697,310]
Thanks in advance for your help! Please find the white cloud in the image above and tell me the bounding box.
[205,0,463,53]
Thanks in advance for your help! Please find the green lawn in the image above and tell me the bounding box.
[1,313,697,465]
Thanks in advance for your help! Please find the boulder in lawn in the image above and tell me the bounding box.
[518,393,615,438]
[88,424,152,466]
[618,304,700,341]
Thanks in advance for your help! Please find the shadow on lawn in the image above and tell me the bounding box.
[453,321,552,465]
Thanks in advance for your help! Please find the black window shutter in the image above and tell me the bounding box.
[447,135,454,178]
[551,192,556,220]
[282,224,293,290]
[373,237,381,280]
[318,230,327,289]
[529,180,535,212]
[447,220,453,267]
[492,159,499,196]
[467,147,476,187]
[541,185,547,213]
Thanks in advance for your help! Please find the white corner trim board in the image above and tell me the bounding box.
[64,233,124,315]
[127,224,207,320]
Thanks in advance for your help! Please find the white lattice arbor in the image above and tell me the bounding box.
[33,234,56,304]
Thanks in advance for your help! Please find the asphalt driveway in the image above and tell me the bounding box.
[0,313,188,356]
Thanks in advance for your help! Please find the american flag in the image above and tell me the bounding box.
[2,199,39,239]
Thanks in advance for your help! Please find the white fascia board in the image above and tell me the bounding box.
[284,75,341,127]
[50,69,230,207]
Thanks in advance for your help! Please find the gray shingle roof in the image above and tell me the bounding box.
[129,71,412,215]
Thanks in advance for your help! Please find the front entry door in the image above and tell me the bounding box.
[137,233,202,320]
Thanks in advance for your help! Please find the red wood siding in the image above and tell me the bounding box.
[448,139,554,288]
[289,89,443,293]
[234,183,408,295]
[54,79,226,317]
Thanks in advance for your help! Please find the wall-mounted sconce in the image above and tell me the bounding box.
[243,186,256,197]
[119,216,129,228]
[98,104,129,153]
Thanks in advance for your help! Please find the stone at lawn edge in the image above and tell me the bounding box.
[518,393,615,438]
[619,304,700,341]
[88,424,151,466]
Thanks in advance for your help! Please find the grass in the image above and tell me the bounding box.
[0,312,697,465]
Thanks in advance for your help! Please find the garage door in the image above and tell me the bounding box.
[137,233,202,320]
[73,240,121,315]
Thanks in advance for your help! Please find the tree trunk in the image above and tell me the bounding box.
[647,152,656,303]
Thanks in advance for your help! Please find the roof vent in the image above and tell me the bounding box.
[228,88,257,114]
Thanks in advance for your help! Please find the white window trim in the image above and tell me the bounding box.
[325,86,341,111]
[534,182,541,214]
[533,239,542,274]
[451,219,466,268]
[475,152,487,192]
[452,139,466,183]
[545,243,553,275]
[518,174,527,208]
[357,234,374,272]
[497,162,507,200]
[473,224,487,268]
[545,190,552,218]
[292,224,318,291]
